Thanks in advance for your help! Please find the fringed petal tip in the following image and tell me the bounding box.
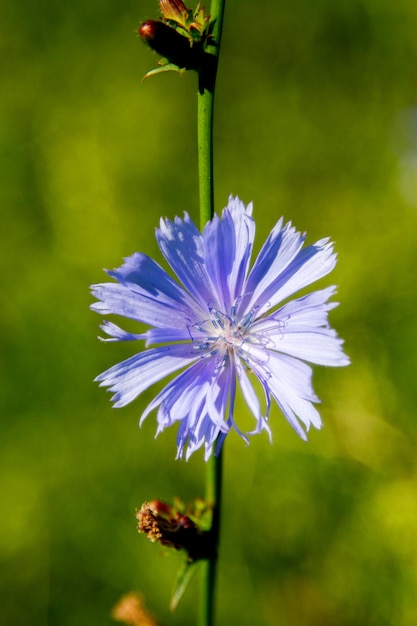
[99,321,146,342]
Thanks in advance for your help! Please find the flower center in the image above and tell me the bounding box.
[190,307,259,362]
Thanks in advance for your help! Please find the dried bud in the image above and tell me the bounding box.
[136,500,214,561]
[138,20,203,70]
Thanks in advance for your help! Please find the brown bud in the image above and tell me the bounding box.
[136,501,215,561]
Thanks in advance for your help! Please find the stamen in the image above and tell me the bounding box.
[191,305,268,365]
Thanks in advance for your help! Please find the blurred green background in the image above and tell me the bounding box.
[2,0,417,624]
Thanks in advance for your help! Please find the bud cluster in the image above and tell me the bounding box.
[138,0,210,74]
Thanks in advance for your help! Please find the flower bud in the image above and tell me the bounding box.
[138,20,202,70]
[159,0,190,29]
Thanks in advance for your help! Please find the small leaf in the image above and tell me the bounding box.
[142,64,185,81]
[170,560,201,611]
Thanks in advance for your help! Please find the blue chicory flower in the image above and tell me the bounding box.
[91,196,349,460]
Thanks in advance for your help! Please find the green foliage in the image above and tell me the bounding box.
[1,0,417,624]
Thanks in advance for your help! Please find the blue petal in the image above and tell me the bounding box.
[252,287,350,367]
[263,239,337,310]
[140,358,215,428]
[252,352,323,438]
[144,327,193,345]
[108,252,198,313]
[91,252,203,328]
[269,286,339,328]
[240,219,304,314]
[140,356,236,460]
[236,361,261,422]
[203,196,255,310]
[267,328,349,366]
[235,361,271,441]
[266,352,319,402]
[99,320,146,342]
[197,363,237,460]
[243,221,337,317]
[156,213,219,311]
[95,344,197,408]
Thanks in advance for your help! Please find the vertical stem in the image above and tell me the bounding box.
[197,2,226,625]
[197,87,215,228]
[197,0,226,229]
[200,451,223,626]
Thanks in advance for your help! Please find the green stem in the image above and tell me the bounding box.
[197,87,214,228]
[197,0,226,229]
[200,451,223,626]
[197,2,226,625]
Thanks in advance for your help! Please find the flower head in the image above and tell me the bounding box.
[91,196,349,460]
